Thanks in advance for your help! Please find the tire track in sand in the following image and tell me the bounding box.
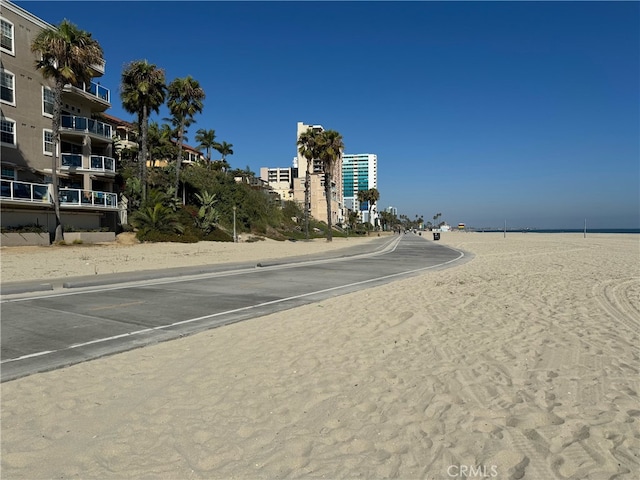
[592,277,640,335]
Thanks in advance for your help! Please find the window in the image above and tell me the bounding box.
[1,69,15,105]
[43,130,53,155]
[1,19,13,55]
[43,87,54,116]
[1,166,15,180]
[0,116,16,146]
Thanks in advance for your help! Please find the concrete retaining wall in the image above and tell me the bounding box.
[63,232,116,244]
[0,233,50,246]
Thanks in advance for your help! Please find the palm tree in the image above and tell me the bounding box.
[356,188,379,227]
[368,188,380,228]
[148,121,177,166]
[131,202,184,236]
[31,20,104,243]
[297,127,321,240]
[195,128,216,169]
[120,60,166,203]
[167,76,205,201]
[348,211,360,231]
[214,141,234,172]
[357,189,369,223]
[317,130,344,242]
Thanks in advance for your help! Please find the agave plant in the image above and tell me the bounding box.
[194,191,219,235]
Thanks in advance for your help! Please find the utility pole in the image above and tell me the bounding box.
[233,206,237,242]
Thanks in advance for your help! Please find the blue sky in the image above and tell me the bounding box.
[16,1,639,229]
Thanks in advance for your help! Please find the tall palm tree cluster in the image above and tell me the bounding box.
[297,127,344,241]
[120,63,215,201]
[194,129,234,172]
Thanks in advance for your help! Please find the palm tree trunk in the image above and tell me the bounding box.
[304,162,311,240]
[52,79,64,243]
[325,171,333,242]
[140,105,148,203]
[174,122,185,201]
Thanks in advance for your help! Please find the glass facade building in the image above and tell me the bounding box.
[342,153,377,222]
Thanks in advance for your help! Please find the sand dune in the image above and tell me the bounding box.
[1,232,639,479]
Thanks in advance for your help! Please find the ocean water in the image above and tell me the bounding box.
[473,228,640,234]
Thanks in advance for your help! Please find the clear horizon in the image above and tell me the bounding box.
[12,0,640,229]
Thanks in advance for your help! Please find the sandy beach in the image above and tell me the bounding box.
[1,232,639,479]
[0,234,387,284]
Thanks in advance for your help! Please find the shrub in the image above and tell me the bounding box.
[132,203,184,237]
[202,229,234,242]
[1,224,47,233]
[137,230,200,243]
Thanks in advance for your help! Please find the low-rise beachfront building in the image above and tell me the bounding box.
[342,153,378,225]
[148,142,205,169]
[0,0,119,235]
[101,112,138,158]
[100,112,205,170]
[259,166,298,204]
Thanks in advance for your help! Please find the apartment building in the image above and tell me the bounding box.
[147,143,205,169]
[259,166,297,203]
[342,153,378,225]
[100,112,205,170]
[101,112,137,156]
[1,0,118,234]
[292,121,344,226]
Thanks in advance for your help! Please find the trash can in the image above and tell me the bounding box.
[433,232,440,241]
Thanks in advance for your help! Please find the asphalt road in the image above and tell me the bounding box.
[0,233,469,382]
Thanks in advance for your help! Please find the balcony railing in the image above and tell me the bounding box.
[85,81,110,103]
[0,180,50,203]
[60,115,112,139]
[0,181,118,210]
[60,153,115,173]
[61,153,82,168]
[64,80,110,104]
[59,188,118,209]
[90,155,115,172]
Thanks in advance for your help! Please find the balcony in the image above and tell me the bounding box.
[60,115,112,140]
[0,181,118,210]
[63,81,110,107]
[90,155,115,172]
[59,188,118,209]
[60,153,115,174]
[85,81,110,103]
[61,153,82,168]
[0,180,50,203]
[90,59,105,76]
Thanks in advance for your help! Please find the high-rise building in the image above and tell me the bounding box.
[342,153,377,224]
[1,0,119,234]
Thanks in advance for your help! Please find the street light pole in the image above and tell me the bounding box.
[233,206,237,242]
